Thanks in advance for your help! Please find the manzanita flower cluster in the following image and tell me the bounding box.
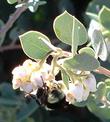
[12,58,97,103]
[12,59,50,93]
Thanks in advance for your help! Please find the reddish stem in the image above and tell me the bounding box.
[95,66,110,77]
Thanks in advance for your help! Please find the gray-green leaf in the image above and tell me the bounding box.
[19,31,52,60]
[105,86,110,102]
[87,96,110,120]
[79,47,95,57]
[53,11,88,54]
[95,82,106,100]
[99,6,110,30]
[64,52,100,71]
[91,29,108,61]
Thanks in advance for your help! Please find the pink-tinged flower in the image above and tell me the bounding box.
[30,71,43,88]
[84,73,97,92]
[30,63,51,87]
[68,82,84,102]
[82,87,89,101]
[12,66,30,90]
[20,83,33,93]
[12,66,29,80]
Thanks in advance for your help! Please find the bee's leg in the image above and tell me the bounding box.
[25,93,41,105]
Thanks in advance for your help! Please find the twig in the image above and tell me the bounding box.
[0,44,21,52]
[0,6,27,37]
[0,6,27,52]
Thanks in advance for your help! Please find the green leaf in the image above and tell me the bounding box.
[105,86,110,101]
[53,11,87,54]
[17,99,39,122]
[19,31,52,60]
[88,81,110,119]
[64,52,100,71]
[91,30,108,61]
[61,70,69,89]
[87,96,110,120]
[85,0,110,26]
[79,47,95,57]
[86,0,110,14]
[95,82,106,100]
[7,0,17,4]
[105,79,110,86]
[99,6,110,30]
